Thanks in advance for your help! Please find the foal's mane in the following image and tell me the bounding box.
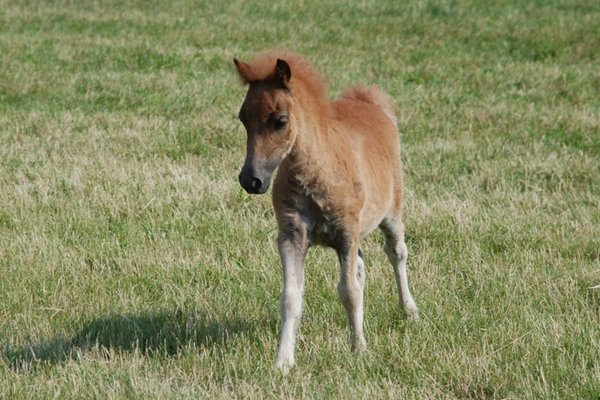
[238,49,328,103]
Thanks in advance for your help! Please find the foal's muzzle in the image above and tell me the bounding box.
[238,165,271,194]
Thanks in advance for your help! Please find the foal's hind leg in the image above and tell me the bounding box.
[381,217,419,320]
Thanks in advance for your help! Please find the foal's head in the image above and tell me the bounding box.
[234,58,296,194]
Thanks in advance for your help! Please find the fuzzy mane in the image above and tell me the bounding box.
[236,49,328,103]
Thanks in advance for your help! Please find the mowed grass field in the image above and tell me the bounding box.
[1,0,599,398]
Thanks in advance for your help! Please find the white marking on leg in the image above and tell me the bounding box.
[383,221,419,320]
[338,247,367,353]
[276,285,302,374]
[275,236,306,374]
[395,239,418,319]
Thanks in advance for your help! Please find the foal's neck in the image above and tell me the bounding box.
[283,101,338,194]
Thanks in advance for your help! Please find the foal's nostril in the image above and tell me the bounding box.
[238,165,267,194]
[251,177,262,191]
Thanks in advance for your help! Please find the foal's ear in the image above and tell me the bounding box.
[275,59,291,87]
[234,58,253,84]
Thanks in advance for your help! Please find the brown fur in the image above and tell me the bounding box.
[234,50,418,373]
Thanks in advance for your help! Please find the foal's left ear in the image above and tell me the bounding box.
[275,59,291,87]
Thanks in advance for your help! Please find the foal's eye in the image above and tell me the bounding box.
[271,114,288,131]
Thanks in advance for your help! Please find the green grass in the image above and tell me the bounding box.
[1,0,599,398]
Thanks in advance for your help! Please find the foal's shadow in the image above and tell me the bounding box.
[4,309,268,370]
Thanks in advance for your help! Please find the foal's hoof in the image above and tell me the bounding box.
[275,357,294,375]
[351,338,367,354]
[404,303,419,321]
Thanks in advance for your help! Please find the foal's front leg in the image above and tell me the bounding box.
[337,235,367,353]
[275,224,308,374]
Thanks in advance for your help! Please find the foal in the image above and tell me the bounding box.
[234,50,418,373]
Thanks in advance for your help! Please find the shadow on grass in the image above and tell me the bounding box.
[3,309,272,370]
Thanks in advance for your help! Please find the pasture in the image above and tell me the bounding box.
[1,0,599,398]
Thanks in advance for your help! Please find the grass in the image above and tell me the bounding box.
[1,0,599,398]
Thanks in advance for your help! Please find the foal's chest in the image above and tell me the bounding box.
[308,218,339,247]
[274,170,357,250]
[298,193,346,249]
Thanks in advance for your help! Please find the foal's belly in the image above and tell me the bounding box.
[305,200,387,249]
[307,212,384,250]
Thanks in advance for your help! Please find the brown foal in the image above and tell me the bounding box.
[234,50,418,373]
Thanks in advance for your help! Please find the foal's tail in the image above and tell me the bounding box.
[341,86,398,128]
